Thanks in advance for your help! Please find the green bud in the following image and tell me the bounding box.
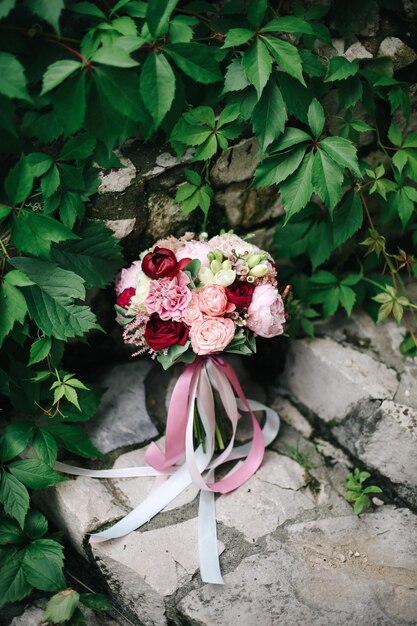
[246,253,262,269]
[249,264,268,278]
[222,260,232,271]
[207,252,215,262]
[210,260,222,274]
[213,249,223,263]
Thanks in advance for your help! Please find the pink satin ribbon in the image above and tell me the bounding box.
[145,356,265,494]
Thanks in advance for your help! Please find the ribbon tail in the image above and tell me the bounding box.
[198,469,223,585]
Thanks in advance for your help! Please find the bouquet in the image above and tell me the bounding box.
[115,232,286,366]
[57,233,285,584]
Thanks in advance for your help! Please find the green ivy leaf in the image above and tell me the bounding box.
[26,0,64,34]
[51,220,122,290]
[11,210,78,259]
[1,422,34,463]
[8,459,67,489]
[92,45,139,68]
[146,0,178,38]
[307,98,325,139]
[50,72,87,136]
[47,424,104,459]
[45,589,80,624]
[247,0,267,28]
[140,52,176,128]
[5,156,34,205]
[0,281,27,348]
[280,151,314,221]
[165,43,222,84]
[22,539,66,591]
[28,336,52,366]
[324,57,359,82]
[262,36,306,86]
[0,518,23,546]
[223,28,254,48]
[0,554,32,608]
[0,52,31,101]
[242,38,272,98]
[80,592,111,611]
[0,472,30,529]
[261,16,315,35]
[10,257,101,340]
[32,428,58,466]
[224,57,250,92]
[41,61,82,96]
[312,149,343,212]
[332,191,363,246]
[319,136,361,177]
[59,134,96,161]
[251,77,287,151]
[253,144,306,187]
[24,510,48,539]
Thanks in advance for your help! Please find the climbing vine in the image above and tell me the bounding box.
[0,0,416,613]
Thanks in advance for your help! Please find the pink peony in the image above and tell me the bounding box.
[246,285,285,338]
[182,292,203,326]
[190,316,235,355]
[145,272,191,321]
[176,240,212,268]
[198,284,235,317]
[115,261,142,295]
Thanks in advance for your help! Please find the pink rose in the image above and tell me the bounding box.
[176,241,212,268]
[182,292,203,326]
[115,261,142,295]
[190,317,235,355]
[198,284,235,317]
[247,285,285,338]
[145,272,192,321]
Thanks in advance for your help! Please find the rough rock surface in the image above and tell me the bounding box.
[36,313,416,626]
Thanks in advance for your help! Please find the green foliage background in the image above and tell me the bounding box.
[0,0,416,616]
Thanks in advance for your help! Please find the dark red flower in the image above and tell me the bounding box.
[142,247,179,279]
[225,281,255,310]
[116,287,136,308]
[144,313,189,351]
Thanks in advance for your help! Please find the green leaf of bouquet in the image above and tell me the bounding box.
[41,60,82,96]
[324,57,359,82]
[262,36,305,86]
[0,472,30,529]
[307,98,325,139]
[5,156,34,205]
[8,460,67,489]
[332,191,363,246]
[24,510,48,540]
[0,52,31,101]
[11,210,78,259]
[22,539,66,591]
[261,16,315,35]
[280,151,314,221]
[312,149,343,212]
[1,422,34,463]
[0,554,32,608]
[45,589,80,624]
[146,0,178,37]
[0,281,27,348]
[51,221,122,290]
[33,428,58,466]
[253,145,306,187]
[223,28,254,48]
[251,78,287,152]
[26,0,64,34]
[319,136,361,177]
[242,38,272,98]
[140,52,176,128]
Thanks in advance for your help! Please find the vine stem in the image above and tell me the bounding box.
[0,24,81,44]
[44,38,91,66]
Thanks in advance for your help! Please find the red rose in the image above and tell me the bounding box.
[226,282,255,310]
[144,313,189,351]
[142,247,179,279]
[116,287,136,308]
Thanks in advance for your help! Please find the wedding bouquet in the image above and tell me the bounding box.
[57,233,285,584]
[115,232,286,366]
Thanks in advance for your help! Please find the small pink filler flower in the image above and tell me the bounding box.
[190,317,235,355]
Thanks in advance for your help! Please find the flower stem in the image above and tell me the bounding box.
[215,420,225,451]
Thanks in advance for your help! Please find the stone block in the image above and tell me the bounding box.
[85,360,158,454]
[210,138,260,188]
[281,337,398,422]
[378,37,417,70]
